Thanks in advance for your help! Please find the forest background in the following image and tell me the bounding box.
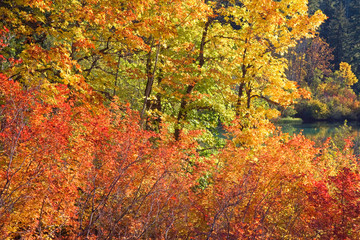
[1,0,360,239]
[287,0,360,122]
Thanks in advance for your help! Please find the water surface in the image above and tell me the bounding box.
[277,121,360,142]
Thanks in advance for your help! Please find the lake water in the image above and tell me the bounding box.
[276,121,360,142]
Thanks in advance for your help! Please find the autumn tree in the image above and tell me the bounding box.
[4,1,360,240]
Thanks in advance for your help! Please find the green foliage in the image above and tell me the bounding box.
[276,117,303,124]
[296,98,330,121]
[332,120,353,149]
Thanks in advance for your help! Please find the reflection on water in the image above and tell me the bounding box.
[277,121,360,143]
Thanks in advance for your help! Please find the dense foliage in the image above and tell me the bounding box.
[285,36,360,121]
[1,0,359,239]
[317,0,360,78]
[282,0,360,121]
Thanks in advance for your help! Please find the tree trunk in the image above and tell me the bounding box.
[141,37,161,125]
[174,19,211,141]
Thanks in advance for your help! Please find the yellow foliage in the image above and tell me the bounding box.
[339,62,358,86]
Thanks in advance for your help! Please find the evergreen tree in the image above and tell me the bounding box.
[308,0,323,14]
[320,1,350,67]
[348,0,360,78]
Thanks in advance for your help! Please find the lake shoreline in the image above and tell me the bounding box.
[275,119,360,142]
[274,117,360,125]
